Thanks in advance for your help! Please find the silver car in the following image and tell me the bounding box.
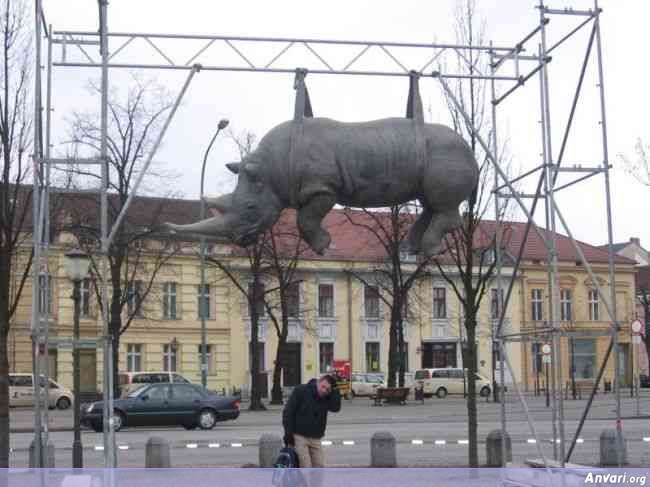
[9,373,74,410]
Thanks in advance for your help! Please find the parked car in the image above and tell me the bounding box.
[414,368,491,398]
[9,373,74,410]
[118,371,192,397]
[81,382,240,432]
[351,373,386,397]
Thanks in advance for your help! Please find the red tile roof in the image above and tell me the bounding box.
[229,207,635,266]
[58,192,634,267]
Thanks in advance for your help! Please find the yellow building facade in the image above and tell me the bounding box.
[7,208,636,399]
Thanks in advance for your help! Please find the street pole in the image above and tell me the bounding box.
[571,338,577,400]
[199,119,229,388]
[545,362,550,408]
[72,279,83,468]
[636,339,640,416]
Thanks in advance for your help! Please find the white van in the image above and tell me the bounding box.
[414,368,491,398]
[9,373,74,409]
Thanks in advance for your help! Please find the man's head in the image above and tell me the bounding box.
[317,375,337,398]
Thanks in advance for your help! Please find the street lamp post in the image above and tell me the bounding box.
[64,248,91,469]
[200,118,229,388]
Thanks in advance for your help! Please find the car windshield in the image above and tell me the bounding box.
[127,385,149,398]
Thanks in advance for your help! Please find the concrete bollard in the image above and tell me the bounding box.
[29,440,55,468]
[145,436,171,468]
[486,430,512,467]
[259,433,283,468]
[371,431,396,467]
[600,429,627,466]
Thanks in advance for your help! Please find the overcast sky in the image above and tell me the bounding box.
[41,0,649,251]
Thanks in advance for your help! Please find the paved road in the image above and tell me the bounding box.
[9,392,650,468]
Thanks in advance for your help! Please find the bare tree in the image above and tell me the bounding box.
[432,0,510,468]
[207,239,269,411]
[261,217,310,405]
[343,205,433,388]
[65,76,182,397]
[0,0,32,468]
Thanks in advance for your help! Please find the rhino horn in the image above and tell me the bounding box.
[163,214,232,239]
[204,193,233,214]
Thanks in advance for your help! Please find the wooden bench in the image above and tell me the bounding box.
[371,387,410,406]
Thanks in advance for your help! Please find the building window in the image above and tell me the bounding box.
[433,287,446,319]
[560,289,572,322]
[163,343,177,372]
[80,278,91,317]
[126,344,142,372]
[573,339,596,379]
[319,342,334,373]
[198,284,210,319]
[365,342,380,372]
[531,289,543,321]
[248,282,266,317]
[163,282,177,319]
[318,283,334,318]
[364,285,380,319]
[588,290,599,321]
[38,274,53,315]
[491,288,504,320]
[286,282,300,318]
[198,344,213,374]
[127,280,143,318]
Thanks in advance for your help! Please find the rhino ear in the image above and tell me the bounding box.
[226,162,240,174]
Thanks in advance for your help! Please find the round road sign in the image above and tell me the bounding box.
[632,320,643,334]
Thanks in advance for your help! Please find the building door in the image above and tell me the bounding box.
[421,343,457,368]
[283,343,301,387]
[79,350,97,394]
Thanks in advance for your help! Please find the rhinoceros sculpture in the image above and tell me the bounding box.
[165,117,479,257]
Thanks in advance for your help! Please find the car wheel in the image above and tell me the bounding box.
[112,411,125,432]
[198,409,217,430]
[436,387,448,399]
[480,386,491,398]
[56,397,71,410]
[91,422,103,433]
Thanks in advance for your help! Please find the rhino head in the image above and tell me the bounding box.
[164,157,282,247]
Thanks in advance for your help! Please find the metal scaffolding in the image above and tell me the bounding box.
[29,0,621,474]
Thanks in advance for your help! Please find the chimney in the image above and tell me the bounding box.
[631,237,641,246]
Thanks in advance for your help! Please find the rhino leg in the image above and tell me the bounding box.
[407,205,433,253]
[297,192,336,255]
[421,207,463,258]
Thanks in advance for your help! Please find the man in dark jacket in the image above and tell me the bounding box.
[282,375,341,468]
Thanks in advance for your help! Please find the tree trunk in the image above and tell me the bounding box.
[0,323,9,469]
[0,256,11,468]
[387,306,399,388]
[465,313,479,468]
[271,332,286,405]
[109,257,124,400]
[249,278,266,411]
[398,316,405,388]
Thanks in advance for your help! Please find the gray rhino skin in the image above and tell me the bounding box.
[166,117,479,257]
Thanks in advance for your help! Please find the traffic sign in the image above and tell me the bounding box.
[542,344,551,355]
[632,320,643,334]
